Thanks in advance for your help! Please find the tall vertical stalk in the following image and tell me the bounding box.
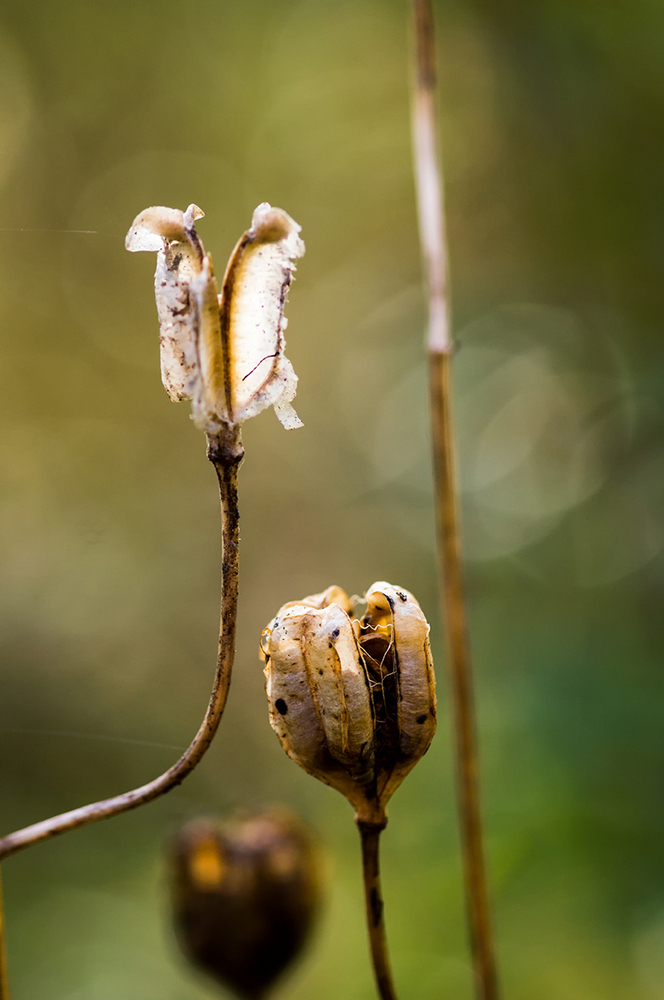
[357,820,398,1000]
[410,2,500,998]
[0,866,10,1000]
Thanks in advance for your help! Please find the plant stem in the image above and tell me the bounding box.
[410,2,500,999]
[0,866,10,1000]
[429,357,499,1000]
[357,820,398,1000]
[0,427,243,861]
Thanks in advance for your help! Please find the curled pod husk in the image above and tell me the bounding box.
[360,582,437,804]
[261,582,436,824]
[169,808,322,1000]
[125,203,205,402]
[219,202,304,429]
[126,202,304,433]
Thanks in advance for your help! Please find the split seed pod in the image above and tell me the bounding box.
[169,808,322,999]
[125,202,304,433]
[261,583,436,825]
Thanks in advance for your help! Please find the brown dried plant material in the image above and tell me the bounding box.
[126,203,205,401]
[261,583,437,825]
[125,202,304,433]
[169,809,322,1000]
[220,203,304,430]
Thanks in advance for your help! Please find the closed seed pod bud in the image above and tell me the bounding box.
[169,808,322,1000]
[261,583,436,825]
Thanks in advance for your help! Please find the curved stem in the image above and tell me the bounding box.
[0,867,10,1000]
[410,2,500,999]
[0,428,243,861]
[357,820,398,1000]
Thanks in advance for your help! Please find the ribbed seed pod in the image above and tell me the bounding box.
[261,582,436,824]
[169,808,322,999]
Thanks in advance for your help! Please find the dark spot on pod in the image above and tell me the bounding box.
[397,590,408,602]
[331,628,340,639]
[416,714,427,724]
[275,699,288,716]
[318,669,323,676]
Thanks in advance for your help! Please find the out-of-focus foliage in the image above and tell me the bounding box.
[0,0,662,998]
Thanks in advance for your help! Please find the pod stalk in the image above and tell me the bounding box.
[357,819,398,1000]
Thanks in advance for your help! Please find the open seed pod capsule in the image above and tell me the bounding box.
[126,202,304,434]
[169,808,322,999]
[261,583,436,825]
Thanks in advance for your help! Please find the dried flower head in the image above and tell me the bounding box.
[169,808,322,999]
[261,582,437,825]
[125,202,304,434]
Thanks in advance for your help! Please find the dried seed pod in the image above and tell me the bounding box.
[261,603,370,809]
[261,583,436,824]
[125,203,205,402]
[360,582,437,805]
[169,808,322,999]
[126,202,304,433]
[219,203,304,430]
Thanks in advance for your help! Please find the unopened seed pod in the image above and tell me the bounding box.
[169,808,322,999]
[261,582,436,825]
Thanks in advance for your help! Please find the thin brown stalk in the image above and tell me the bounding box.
[357,820,398,1000]
[0,866,10,1000]
[0,427,243,861]
[410,2,500,998]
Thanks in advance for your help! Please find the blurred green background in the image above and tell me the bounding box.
[0,0,663,997]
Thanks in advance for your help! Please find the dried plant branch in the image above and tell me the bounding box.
[0,203,303,1000]
[0,427,242,861]
[411,0,451,356]
[410,2,500,998]
[0,866,10,1000]
[357,820,398,1000]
